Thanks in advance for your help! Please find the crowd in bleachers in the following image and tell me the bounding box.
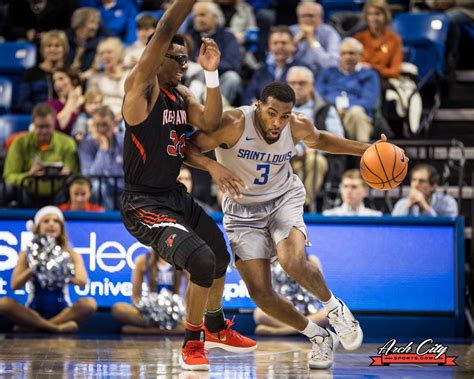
[0,0,472,215]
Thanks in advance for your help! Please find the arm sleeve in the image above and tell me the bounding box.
[62,138,80,173]
[218,33,242,73]
[391,198,410,216]
[3,139,29,187]
[350,70,380,114]
[377,35,403,79]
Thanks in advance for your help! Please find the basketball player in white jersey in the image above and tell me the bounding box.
[187,82,388,369]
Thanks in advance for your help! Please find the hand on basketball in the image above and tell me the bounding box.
[209,162,246,198]
[375,134,388,143]
[198,38,221,71]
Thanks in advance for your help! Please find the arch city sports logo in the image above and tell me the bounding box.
[370,339,458,366]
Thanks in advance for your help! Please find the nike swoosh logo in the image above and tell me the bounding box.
[245,137,256,141]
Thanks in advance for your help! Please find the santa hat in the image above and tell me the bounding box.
[26,206,65,232]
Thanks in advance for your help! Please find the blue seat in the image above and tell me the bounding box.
[0,78,12,115]
[392,12,450,78]
[320,0,364,21]
[0,114,32,143]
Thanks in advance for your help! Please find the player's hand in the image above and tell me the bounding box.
[208,161,246,198]
[198,38,221,71]
[374,133,388,143]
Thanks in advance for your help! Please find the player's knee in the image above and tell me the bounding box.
[248,287,277,309]
[185,244,216,288]
[278,255,304,279]
[213,245,230,279]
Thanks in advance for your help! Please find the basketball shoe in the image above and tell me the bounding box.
[204,316,258,353]
[179,340,209,371]
[327,298,363,351]
[308,329,339,369]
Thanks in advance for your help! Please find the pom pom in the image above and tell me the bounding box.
[271,263,322,315]
[134,288,185,330]
[26,235,75,289]
[26,220,35,232]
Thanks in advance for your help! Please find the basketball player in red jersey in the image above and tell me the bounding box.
[120,0,256,371]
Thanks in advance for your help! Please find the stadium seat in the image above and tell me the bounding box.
[391,12,450,78]
[320,0,364,21]
[0,42,37,109]
[0,114,32,144]
[0,78,13,115]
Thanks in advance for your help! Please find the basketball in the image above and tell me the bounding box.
[360,142,408,190]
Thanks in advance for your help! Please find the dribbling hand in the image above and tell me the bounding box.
[198,38,221,71]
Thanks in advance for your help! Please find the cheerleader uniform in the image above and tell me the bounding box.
[25,276,72,319]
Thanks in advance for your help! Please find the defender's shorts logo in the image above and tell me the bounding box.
[165,234,177,248]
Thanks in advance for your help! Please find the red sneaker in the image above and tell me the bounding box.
[179,340,209,371]
[204,316,257,353]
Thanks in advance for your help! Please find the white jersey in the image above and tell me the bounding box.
[215,105,297,205]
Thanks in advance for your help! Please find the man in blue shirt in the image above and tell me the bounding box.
[78,105,124,209]
[316,37,380,142]
[392,164,458,217]
[290,2,340,77]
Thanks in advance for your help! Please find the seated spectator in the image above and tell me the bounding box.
[93,0,138,45]
[4,0,75,42]
[244,25,305,105]
[316,38,380,143]
[178,166,216,215]
[17,30,69,114]
[58,175,105,212]
[0,206,97,333]
[253,256,328,335]
[48,68,84,135]
[323,169,383,216]
[71,90,104,143]
[392,164,458,217]
[78,106,124,210]
[111,249,186,334]
[3,103,79,203]
[123,14,158,69]
[87,37,129,119]
[66,7,111,73]
[188,1,242,105]
[290,2,340,77]
[354,0,402,81]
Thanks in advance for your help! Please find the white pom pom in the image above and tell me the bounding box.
[26,220,35,232]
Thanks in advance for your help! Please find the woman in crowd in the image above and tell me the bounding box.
[0,206,97,332]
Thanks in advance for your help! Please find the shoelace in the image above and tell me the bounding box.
[217,316,243,342]
[310,336,331,360]
[328,308,355,338]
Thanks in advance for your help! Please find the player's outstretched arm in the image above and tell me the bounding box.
[123,0,196,125]
[181,38,223,132]
[291,113,376,156]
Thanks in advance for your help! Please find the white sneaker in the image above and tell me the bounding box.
[308,329,338,369]
[327,298,363,351]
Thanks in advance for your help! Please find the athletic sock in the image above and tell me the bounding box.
[184,321,205,346]
[322,292,340,313]
[204,307,226,332]
[300,320,328,339]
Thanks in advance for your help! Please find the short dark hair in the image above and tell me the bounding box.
[32,102,56,120]
[136,14,158,30]
[269,25,294,39]
[92,105,115,121]
[146,33,185,48]
[261,82,296,105]
[67,174,92,190]
[412,164,440,186]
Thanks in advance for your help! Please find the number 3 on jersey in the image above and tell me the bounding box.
[167,130,185,158]
[254,164,270,185]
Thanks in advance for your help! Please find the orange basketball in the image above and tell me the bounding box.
[360,142,408,190]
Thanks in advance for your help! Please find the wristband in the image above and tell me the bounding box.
[204,70,219,88]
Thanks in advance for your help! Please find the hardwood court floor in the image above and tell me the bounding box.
[0,335,472,378]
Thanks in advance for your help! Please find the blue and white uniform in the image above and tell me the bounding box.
[26,277,72,319]
[144,252,175,292]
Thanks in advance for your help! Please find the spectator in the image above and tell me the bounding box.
[392,164,458,217]
[71,90,104,143]
[91,0,138,45]
[123,14,158,69]
[65,7,110,73]
[78,106,124,210]
[87,37,129,118]
[354,0,403,80]
[16,30,69,114]
[48,68,84,136]
[244,25,305,105]
[0,206,97,332]
[178,166,216,215]
[253,256,328,335]
[111,249,186,334]
[58,175,105,212]
[4,0,75,42]
[3,103,79,201]
[188,1,242,105]
[215,0,257,45]
[323,169,382,216]
[290,2,340,77]
[316,38,380,142]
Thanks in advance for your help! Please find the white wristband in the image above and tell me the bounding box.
[204,70,219,88]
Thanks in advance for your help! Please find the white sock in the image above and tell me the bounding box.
[299,320,327,339]
[322,292,340,313]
